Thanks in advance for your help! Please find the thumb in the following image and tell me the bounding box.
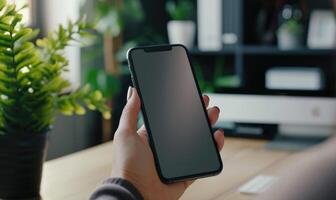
[117,87,141,134]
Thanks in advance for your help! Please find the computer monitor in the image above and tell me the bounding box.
[194,0,336,149]
[208,93,336,138]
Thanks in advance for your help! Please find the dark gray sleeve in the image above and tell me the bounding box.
[90,178,144,200]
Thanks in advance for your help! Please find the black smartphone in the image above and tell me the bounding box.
[127,44,223,183]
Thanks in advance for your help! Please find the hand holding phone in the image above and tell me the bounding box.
[111,86,224,200]
[127,44,223,183]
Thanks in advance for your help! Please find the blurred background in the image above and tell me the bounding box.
[13,0,336,159]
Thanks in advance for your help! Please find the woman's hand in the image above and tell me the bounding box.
[111,87,225,200]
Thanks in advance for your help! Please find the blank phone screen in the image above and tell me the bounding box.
[129,45,222,180]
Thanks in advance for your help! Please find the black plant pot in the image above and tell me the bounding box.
[0,133,47,200]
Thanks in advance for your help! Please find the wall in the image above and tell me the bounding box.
[41,0,82,87]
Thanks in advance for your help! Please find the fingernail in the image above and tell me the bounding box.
[219,129,224,134]
[214,106,220,112]
[127,86,133,101]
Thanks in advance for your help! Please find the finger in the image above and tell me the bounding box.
[117,87,141,134]
[214,129,225,151]
[170,179,196,197]
[137,125,148,143]
[184,180,195,189]
[207,106,220,126]
[137,124,146,133]
[138,131,148,144]
[203,95,210,108]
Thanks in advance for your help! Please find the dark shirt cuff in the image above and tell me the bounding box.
[90,178,144,200]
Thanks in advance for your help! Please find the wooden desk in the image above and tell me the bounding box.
[41,138,299,200]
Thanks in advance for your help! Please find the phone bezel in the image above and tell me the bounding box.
[127,44,223,183]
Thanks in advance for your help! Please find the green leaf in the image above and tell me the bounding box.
[14,49,36,65]
[16,54,38,70]
[10,13,22,28]
[58,99,74,114]
[0,32,11,41]
[0,76,15,84]
[0,39,11,48]
[14,42,34,54]
[58,24,65,40]
[0,63,13,73]
[2,3,15,17]
[0,99,14,107]
[166,0,195,20]
[0,54,13,65]
[36,38,46,47]
[0,15,12,24]
[73,103,86,115]
[15,29,39,43]
[0,48,13,57]
[0,0,7,11]
[20,29,40,43]
[13,28,31,41]
[0,22,9,31]
[67,20,73,33]
[0,85,13,96]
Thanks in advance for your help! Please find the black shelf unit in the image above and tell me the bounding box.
[187,0,336,95]
[241,46,335,56]
[140,0,335,95]
[191,46,335,56]
[189,48,236,56]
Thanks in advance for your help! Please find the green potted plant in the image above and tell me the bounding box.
[277,5,305,50]
[194,59,240,93]
[166,0,196,48]
[0,0,110,199]
[277,19,304,49]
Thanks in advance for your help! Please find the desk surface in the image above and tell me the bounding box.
[41,138,299,200]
